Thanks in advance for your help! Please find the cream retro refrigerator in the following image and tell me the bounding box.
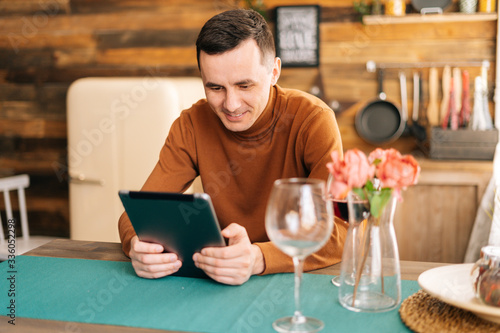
[66,77,205,242]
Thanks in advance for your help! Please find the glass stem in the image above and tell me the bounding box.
[292,256,306,324]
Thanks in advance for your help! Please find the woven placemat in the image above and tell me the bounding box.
[399,290,500,333]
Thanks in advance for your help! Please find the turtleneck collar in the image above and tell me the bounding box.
[229,84,280,141]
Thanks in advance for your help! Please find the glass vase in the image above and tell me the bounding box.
[338,191,401,312]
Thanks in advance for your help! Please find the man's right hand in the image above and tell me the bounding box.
[129,235,182,279]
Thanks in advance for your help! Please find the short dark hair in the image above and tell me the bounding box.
[196,9,275,70]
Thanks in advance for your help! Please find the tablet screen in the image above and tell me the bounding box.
[119,190,225,278]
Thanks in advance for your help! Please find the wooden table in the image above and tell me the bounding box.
[1,239,448,333]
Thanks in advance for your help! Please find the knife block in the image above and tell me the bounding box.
[429,127,498,160]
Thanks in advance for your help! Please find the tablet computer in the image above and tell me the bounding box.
[118,190,225,278]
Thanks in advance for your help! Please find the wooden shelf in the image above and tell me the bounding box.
[363,12,498,25]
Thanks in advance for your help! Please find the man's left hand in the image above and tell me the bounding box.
[193,223,265,285]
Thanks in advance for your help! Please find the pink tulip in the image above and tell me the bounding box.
[368,148,388,164]
[344,149,375,188]
[327,147,420,217]
[326,149,374,199]
[327,148,420,201]
[376,151,420,190]
[326,151,349,199]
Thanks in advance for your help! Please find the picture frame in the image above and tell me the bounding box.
[275,5,320,67]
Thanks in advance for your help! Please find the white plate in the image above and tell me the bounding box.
[418,263,500,324]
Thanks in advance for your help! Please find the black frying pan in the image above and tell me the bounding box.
[355,69,405,145]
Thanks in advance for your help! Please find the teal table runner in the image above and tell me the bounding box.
[0,256,419,332]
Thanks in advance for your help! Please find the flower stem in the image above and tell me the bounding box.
[377,216,385,295]
[352,219,371,307]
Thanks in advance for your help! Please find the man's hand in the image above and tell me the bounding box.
[192,223,265,285]
[129,235,183,279]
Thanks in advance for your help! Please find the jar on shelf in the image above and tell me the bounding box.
[385,0,406,16]
[471,246,500,307]
[459,0,478,13]
[478,0,496,12]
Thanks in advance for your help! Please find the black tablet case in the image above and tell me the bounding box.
[119,190,225,278]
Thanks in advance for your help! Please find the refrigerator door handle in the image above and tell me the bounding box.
[69,173,104,186]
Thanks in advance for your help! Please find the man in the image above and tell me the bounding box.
[118,8,346,285]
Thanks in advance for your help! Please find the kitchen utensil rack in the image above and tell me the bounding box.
[366,60,490,72]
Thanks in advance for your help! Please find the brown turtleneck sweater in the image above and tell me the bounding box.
[118,84,347,274]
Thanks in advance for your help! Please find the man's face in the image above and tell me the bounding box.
[199,39,281,132]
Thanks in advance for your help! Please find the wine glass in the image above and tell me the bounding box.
[326,174,368,287]
[265,178,333,333]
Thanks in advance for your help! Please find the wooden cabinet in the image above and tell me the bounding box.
[394,159,493,263]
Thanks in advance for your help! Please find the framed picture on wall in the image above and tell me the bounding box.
[275,5,320,67]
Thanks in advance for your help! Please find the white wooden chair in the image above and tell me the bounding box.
[0,174,56,260]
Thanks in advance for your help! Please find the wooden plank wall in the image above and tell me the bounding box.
[0,0,496,238]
